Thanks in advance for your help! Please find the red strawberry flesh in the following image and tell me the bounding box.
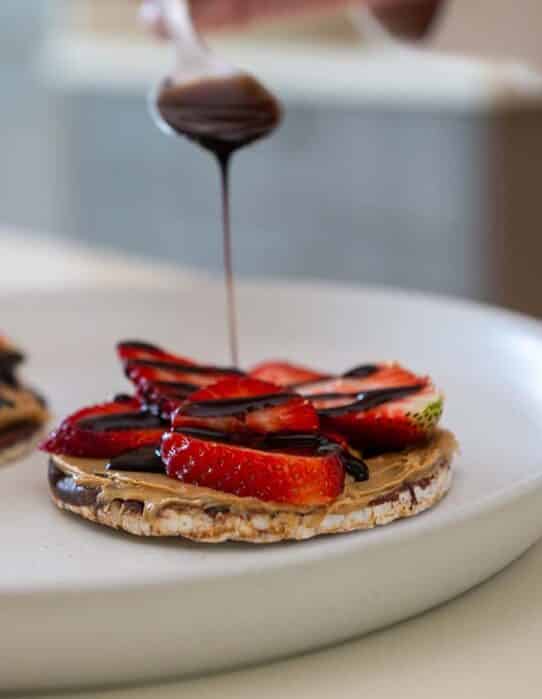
[161,431,345,505]
[173,377,319,436]
[40,399,166,458]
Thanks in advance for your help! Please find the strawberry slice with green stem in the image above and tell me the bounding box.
[251,361,444,451]
[40,398,167,458]
[302,365,442,451]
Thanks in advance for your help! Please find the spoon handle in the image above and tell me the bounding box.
[157,0,200,47]
[158,0,235,81]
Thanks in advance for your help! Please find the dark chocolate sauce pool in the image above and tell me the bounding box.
[106,445,164,474]
[49,460,100,507]
[157,73,281,365]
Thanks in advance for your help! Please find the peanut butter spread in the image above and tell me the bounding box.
[0,384,48,432]
[51,430,456,520]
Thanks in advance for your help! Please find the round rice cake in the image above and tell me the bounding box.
[48,429,457,544]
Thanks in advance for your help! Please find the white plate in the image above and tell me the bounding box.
[3,282,542,694]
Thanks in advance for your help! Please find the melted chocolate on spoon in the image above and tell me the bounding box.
[157,74,281,366]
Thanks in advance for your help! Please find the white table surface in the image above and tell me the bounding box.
[4,229,542,699]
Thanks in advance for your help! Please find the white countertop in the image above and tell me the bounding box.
[4,230,542,699]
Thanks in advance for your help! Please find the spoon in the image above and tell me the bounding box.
[147,0,233,133]
[148,0,279,152]
[147,0,281,368]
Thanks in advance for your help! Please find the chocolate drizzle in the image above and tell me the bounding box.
[315,385,424,417]
[127,359,244,377]
[78,411,165,432]
[180,392,296,418]
[48,460,99,507]
[156,74,281,366]
[172,426,230,441]
[340,453,371,482]
[113,393,136,404]
[106,446,164,474]
[343,364,380,379]
[118,341,164,354]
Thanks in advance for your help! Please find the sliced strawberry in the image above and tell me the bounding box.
[253,361,444,450]
[172,376,319,436]
[117,341,244,417]
[40,398,167,458]
[250,361,328,387]
[161,431,345,505]
[118,340,199,413]
[126,363,198,416]
[299,364,443,450]
[129,362,244,417]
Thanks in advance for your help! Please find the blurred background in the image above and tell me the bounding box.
[2,0,542,314]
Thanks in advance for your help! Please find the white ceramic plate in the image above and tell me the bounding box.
[3,282,542,694]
